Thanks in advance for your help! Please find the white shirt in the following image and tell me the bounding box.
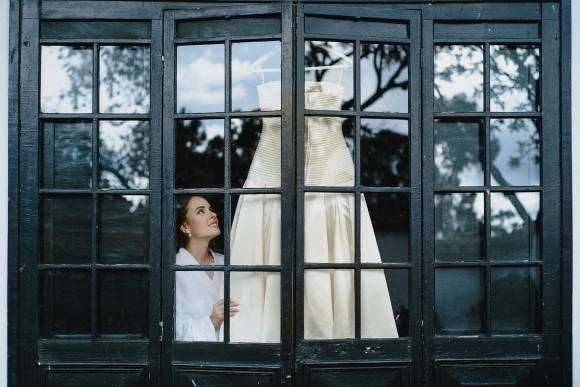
[175,247,224,341]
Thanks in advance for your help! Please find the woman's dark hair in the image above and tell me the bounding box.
[175,195,222,253]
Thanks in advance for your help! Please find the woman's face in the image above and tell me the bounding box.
[180,196,221,241]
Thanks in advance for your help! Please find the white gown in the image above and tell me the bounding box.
[229,80,399,342]
[175,248,224,341]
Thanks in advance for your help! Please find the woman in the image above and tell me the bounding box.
[175,195,239,341]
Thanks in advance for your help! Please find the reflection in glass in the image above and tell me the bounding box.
[305,117,354,187]
[361,43,408,113]
[304,269,354,339]
[363,193,409,263]
[435,268,484,335]
[230,194,280,266]
[40,270,91,337]
[41,196,92,264]
[99,271,148,336]
[99,121,150,189]
[435,193,485,261]
[434,120,484,187]
[361,269,407,338]
[232,41,281,112]
[99,195,149,264]
[177,44,224,113]
[491,266,541,333]
[361,119,409,187]
[491,45,540,112]
[41,46,93,113]
[230,271,280,343]
[231,117,281,188]
[175,194,225,255]
[175,119,224,188]
[99,46,150,113]
[305,41,354,110]
[434,45,483,112]
[490,192,540,261]
[42,121,92,189]
[304,193,354,264]
[491,118,540,186]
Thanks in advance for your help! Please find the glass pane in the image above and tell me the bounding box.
[435,268,484,335]
[232,41,281,112]
[41,46,93,113]
[434,120,484,187]
[361,269,405,338]
[230,194,280,266]
[42,121,92,189]
[490,192,540,261]
[174,194,224,256]
[99,46,150,113]
[434,45,483,112]
[230,271,280,343]
[491,45,540,112]
[175,119,224,188]
[491,118,540,186]
[305,41,354,110]
[304,269,354,339]
[305,117,354,187]
[361,119,409,187]
[99,195,149,264]
[175,269,224,342]
[304,193,354,264]
[99,120,150,189]
[361,43,408,113]
[41,196,92,264]
[99,270,148,336]
[362,193,409,263]
[177,44,224,113]
[40,270,91,337]
[435,193,485,261]
[491,266,541,333]
[231,117,281,188]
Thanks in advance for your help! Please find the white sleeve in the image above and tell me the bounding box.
[176,315,219,342]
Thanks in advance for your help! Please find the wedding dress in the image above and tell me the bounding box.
[229,80,399,342]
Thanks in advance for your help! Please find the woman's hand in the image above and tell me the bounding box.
[210,299,240,330]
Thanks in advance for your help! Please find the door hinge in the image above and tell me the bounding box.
[159,321,164,342]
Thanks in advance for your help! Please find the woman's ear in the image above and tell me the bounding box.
[179,223,189,234]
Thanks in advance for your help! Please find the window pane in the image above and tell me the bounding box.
[490,192,540,261]
[434,120,484,187]
[305,41,354,111]
[434,45,483,112]
[41,46,93,113]
[491,45,540,112]
[304,193,354,264]
[361,269,405,338]
[175,269,224,342]
[232,41,281,112]
[99,121,150,189]
[435,193,485,261]
[231,117,281,188]
[491,266,541,333]
[177,44,224,113]
[99,46,150,113]
[305,117,354,187]
[361,119,409,187]
[304,269,354,339]
[362,193,409,263]
[42,121,92,189]
[41,196,92,264]
[230,271,280,343]
[435,268,484,335]
[99,270,148,336]
[491,118,540,186]
[175,119,224,188]
[230,194,280,266]
[99,195,149,264]
[361,43,408,113]
[40,270,91,337]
